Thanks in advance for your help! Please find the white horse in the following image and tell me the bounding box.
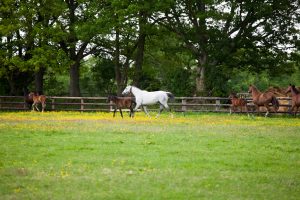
[122,85,174,117]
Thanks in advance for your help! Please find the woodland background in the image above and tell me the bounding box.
[0,0,299,97]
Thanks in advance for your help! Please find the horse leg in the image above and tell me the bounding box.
[31,103,35,112]
[133,103,141,112]
[119,108,123,118]
[156,104,164,118]
[164,103,173,118]
[294,106,299,117]
[232,106,237,114]
[264,104,270,117]
[113,107,117,117]
[131,102,136,117]
[253,105,259,116]
[42,102,46,112]
[289,105,294,115]
[159,101,173,118]
[239,106,243,113]
[34,102,40,112]
[244,105,250,117]
[229,106,233,115]
[129,107,134,118]
[142,106,151,117]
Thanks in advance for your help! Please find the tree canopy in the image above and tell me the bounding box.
[0,0,299,96]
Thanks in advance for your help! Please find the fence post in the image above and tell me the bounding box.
[182,99,187,112]
[215,99,220,111]
[81,98,84,112]
[51,98,55,110]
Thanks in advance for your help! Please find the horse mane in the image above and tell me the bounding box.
[229,92,238,98]
[130,85,141,91]
[249,84,261,93]
[108,95,118,101]
[292,85,300,94]
[250,85,257,89]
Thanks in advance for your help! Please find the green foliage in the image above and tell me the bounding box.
[80,57,116,96]
[0,0,299,96]
[43,74,69,96]
[226,66,300,94]
[162,68,194,96]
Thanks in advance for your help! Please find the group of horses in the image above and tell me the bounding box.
[229,84,300,117]
[24,84,300,117]
[108,84,300,118]
[108,85,174,118]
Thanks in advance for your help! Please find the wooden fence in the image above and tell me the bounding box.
[0,96,293,114]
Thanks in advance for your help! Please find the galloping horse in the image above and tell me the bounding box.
[248,85,279,117]
[28,92,46,112]
[122,85,174,117]
[107,95,136,118]
[228,93,249,115]
[285,84,300,116]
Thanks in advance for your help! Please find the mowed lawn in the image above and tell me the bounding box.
[0,112,299,200]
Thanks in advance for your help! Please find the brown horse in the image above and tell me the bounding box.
[23,87,33,109]
[228,93,249,115]
[285,84,300,116]
[108,95,136,118]
[248,85,279,117]
[28,92,46,112]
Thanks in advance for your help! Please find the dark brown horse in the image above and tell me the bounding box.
[248,85,279,117]
[108,95,136,118]
[23,87,33,109]
[228,93,249,115]
[285,84,300,116]
[28,92,46,112]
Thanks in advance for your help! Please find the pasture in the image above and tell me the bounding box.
[0,112,299,199]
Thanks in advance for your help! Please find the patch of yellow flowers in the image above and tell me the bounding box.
[0,111,300,129]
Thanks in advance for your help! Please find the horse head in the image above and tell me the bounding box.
[122,85,132,96]
[248,85,253,93]
[28,92,36,98]
[228,92,237,99]
[285,84,293,94]
[107,95,117,102]
[292,85,300,94]
[286,84,300,95]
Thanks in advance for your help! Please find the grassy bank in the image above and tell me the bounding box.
[0,112,299,199]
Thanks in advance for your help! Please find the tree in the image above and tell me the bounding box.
[0,0,68,95]
[153,0,300,94]
[55,0,101,96]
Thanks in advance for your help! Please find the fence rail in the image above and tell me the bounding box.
[0,95,292,113]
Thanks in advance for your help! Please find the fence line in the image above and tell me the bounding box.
[0,95,293,113]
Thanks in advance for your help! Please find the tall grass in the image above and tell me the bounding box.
[0,112,299,199]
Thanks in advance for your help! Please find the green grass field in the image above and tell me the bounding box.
[0,111,299,199]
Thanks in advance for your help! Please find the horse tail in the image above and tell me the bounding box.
[272,96,279,111]
[167,92,175,101]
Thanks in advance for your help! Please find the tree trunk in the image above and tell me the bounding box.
[69,62,81,96]
[114,25,122,95]
[196,66,205,94]
[133,11,147,87]
[35,67,45,95]
[134,34,146,87]
[8,77,17,96]
[196,53,207,94]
